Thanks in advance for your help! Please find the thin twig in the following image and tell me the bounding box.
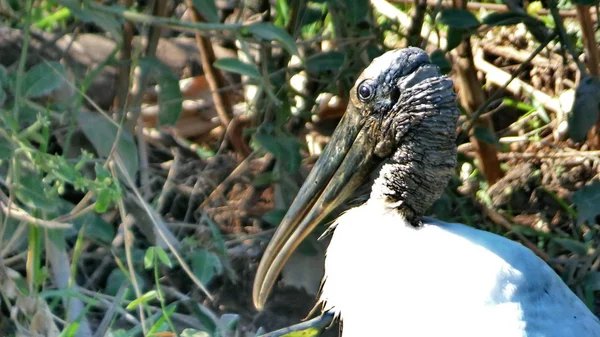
[0,201,72,229]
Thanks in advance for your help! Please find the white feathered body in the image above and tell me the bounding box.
[321,199,600,337]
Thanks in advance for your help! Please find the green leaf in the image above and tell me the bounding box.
[0,64,7,86]
[192,0,219,23]
[191,249,222,286]
[0,137,12,159]
[126,290,158,310]
[14,168,58,212]
[0,87,6,107]
[306,52,346,72]
[214,58,261,79]
[34,153,80,184]
[583,272,600,292]
[482,12,540,27]
[439,9,481,29]
[281,328,320,337]
[22,61,67,98]
[144,247,156,269]
[573,181,600,226]
[473,126,497,145]
[155,246,172,268]
[56,199,115,243]
[78,111,139,179]
[139,58,183,126]
[262,209,287,227]
[181,329,210,337]
[344,0,369,24]
[429,50,451,74]
[104,268,145,300]
[552,238,588,256]
[275,0,291,27]
[247,22,299,56]
[61,1,123,42]
[254,124,302,173]
[446,28,463,52]
[252,172,274,187]
[568,76,600,142]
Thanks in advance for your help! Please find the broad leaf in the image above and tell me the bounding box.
[429,50,451,74]
[482,12,540,27]
[306,52,346,72]
[139,58,183,126]
[59,0,123,41]
[573,180,600,226]
[446,28,463,52]
[214,58,261,79]
[14,169,58,212]
[22,61,67,98]
[181,329,210,337]
[439,9,481,29]
[568,75,600,142]
[78,111,139,179]
[345,0,369,24]
[552,238,588,256]
[192,0,219,23]
[247,22,299,56]
[254,124,302,173]
[473,126,498,145]
[191,249,222,286]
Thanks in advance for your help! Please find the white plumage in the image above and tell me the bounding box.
[322,199,600,337]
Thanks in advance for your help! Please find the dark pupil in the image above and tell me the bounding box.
[358,84,372,100]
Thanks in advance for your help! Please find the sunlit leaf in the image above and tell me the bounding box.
[181,329,210,337]
[281,328,320,337]
[144,247,156,269]
[155,246,172,268]
[126,290,158,310]
[275,0,290,27]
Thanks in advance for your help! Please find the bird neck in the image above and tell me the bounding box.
[369,108,458,226]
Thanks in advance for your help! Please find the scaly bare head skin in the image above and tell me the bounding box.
[252,47,459,310]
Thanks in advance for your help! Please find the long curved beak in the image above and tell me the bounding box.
[253,103,380,310]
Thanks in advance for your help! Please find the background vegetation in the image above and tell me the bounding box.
[0,0,599,336]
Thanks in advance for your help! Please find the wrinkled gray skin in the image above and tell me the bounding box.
[348,47,459,225]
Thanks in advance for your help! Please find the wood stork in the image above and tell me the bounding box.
[252,47,600,337]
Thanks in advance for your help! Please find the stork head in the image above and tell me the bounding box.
[253,47,460,310]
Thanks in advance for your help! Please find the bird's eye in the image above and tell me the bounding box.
[357,80,375,102]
